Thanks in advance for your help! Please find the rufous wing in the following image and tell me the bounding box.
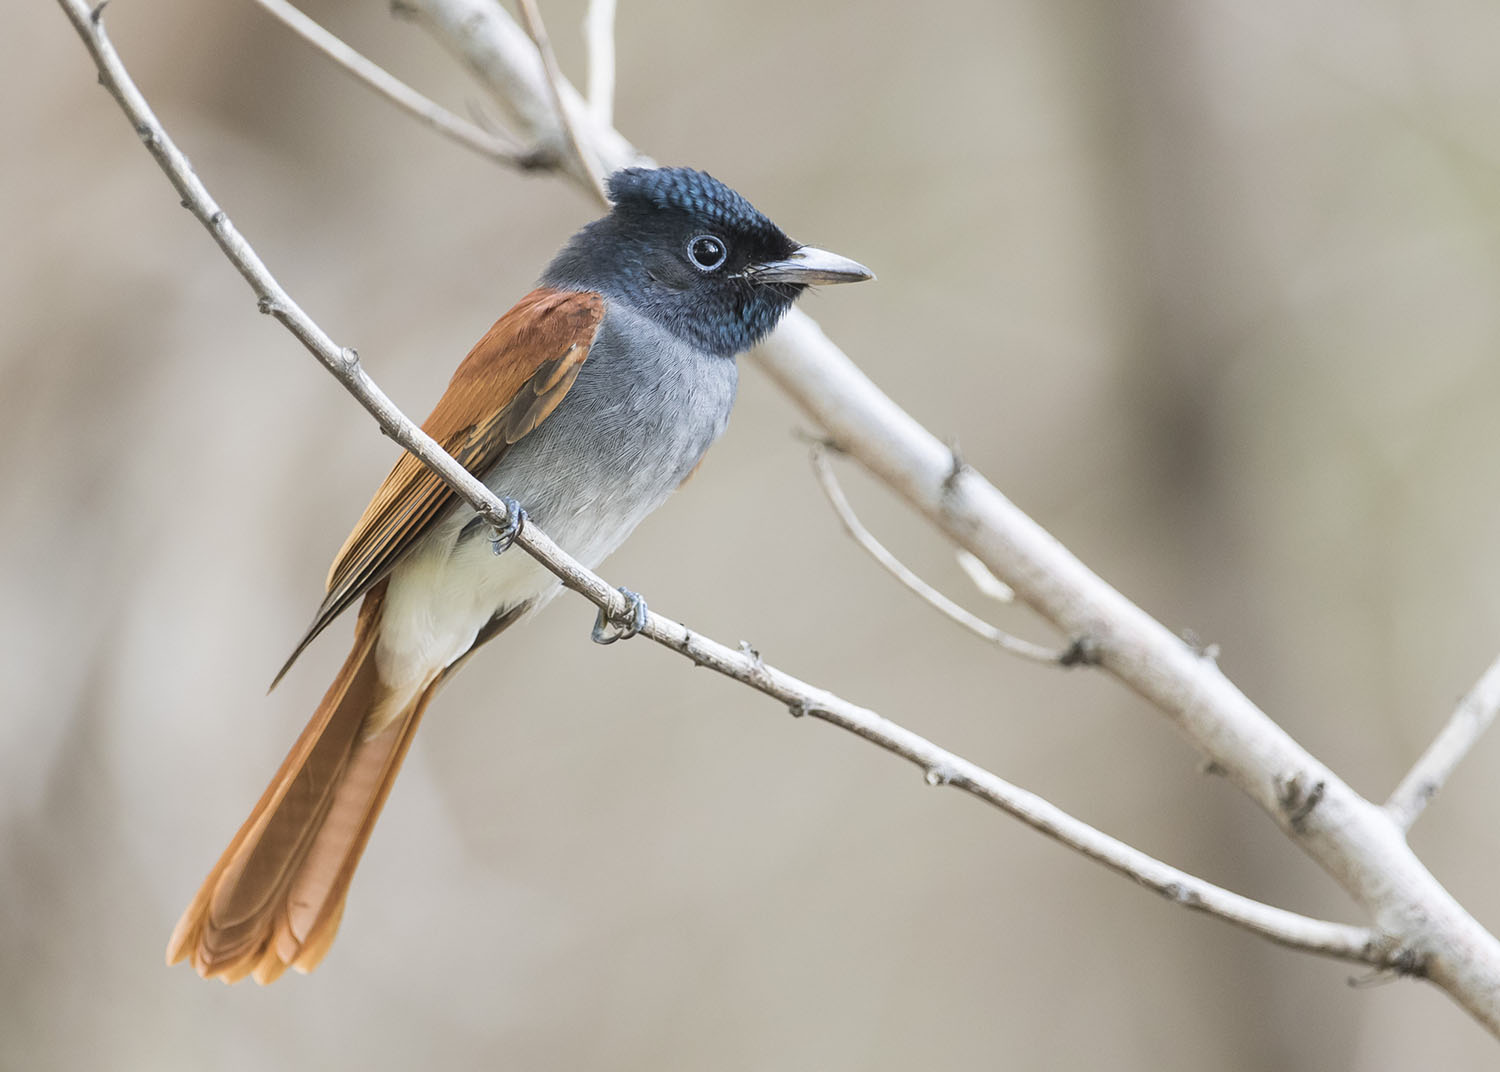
[272,287,604,686]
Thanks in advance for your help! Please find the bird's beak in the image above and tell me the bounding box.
[747,245,875,286]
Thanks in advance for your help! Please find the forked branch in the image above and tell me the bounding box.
[252,0,542,167]
[54,0,1401,976]
[811,446,1065,664]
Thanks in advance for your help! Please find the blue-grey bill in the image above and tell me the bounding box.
[749,246,875,285]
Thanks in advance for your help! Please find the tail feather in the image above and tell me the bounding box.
[166,582,437,983]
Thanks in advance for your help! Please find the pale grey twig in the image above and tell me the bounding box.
[54,0,1396,974]
[177,0,1500,1031]
[514,0,610,206]
[1386,653,1500,831]
[250,0,541,168]
[584,0,616,126]
[811,447,1064,664]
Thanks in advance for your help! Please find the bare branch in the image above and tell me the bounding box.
[584,0,616,127]
[1386,653,1500,831]
[387,0,1500,1030]
[55,0,1399,974]
[251,0,542,168]
[514,0,610,206]
[811,447,1064,665]
[394,0,642,175]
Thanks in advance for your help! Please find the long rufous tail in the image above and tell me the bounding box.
[166,582,433,984]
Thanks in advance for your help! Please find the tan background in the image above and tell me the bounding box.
[8,0,1500,1067]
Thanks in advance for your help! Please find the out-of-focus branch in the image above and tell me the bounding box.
[251,0,545,168]
[514,0,608,205]
[392,0,643,176]
[584,0,616,126]
[1387,654,1500,831]
[387,0,1500,1034]
[56,0,1500,1034]
[51,0,1401,973]
[811,446,1064,665]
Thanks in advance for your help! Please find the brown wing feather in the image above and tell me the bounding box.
[271,288,604,686]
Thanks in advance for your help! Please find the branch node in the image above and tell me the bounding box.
[1161,881,1204,908]
[1391,945,1430,978]
[1059,634,1102,668]
[1276,772,1326,831]
[1180,629,1220,663]
[89,0,109,24]
[738,641,771,686]
[941,440,968,494]
[517,144,561,171]
[924,764,955,787]
[793,427,842,452]
[677,627,710,667]
[256,296,279,316]
[338,345,361,371]
[1348,945,1428,987]
[789,700,815,719]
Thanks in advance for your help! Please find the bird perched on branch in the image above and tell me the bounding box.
[166,166,872,983]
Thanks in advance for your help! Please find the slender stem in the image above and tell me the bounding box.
[584,0,616,126]
[54,0,1396,973]
[251,0,540,167]
[514,0,610,206]
[1387,653,1500,831]
[811,447,1064,664]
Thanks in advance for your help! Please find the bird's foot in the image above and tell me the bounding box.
[592,587,648,645]
[489,497,527,555]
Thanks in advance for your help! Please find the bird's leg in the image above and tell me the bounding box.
[489,497,527,555]
[592,587,648,644]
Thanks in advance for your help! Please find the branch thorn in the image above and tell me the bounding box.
[924,765,955,787]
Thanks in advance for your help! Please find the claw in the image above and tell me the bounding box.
[592,587,648,645]
[489,497,526,555]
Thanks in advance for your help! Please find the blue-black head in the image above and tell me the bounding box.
[543,167,872,357]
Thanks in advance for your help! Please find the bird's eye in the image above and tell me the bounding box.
[687,234,728,272]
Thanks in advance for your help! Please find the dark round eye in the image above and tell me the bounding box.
[688,234,728,271]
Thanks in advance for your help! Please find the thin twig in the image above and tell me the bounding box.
[811,447,1065,665]
[323,0,1500,1035]
[584,0,616,126]
[1386,653,1500,831]
[514,0,610,206]
[55,0,1396,973]
[250,0,542,168]
[234,0,1500,1035]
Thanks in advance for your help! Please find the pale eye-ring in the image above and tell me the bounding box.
[687,234,728,272]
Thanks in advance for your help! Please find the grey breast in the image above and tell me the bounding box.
[475,299,739,566]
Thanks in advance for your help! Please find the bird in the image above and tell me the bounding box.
[165,166,872,984]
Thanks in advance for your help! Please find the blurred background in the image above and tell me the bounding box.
[8,0,1500,1067]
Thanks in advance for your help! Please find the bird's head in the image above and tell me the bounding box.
[544,166,872,357]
